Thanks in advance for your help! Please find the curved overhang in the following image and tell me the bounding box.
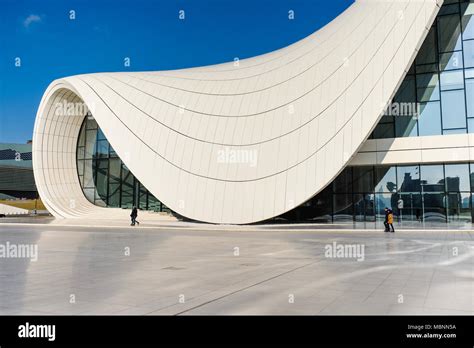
[32,0,443,224]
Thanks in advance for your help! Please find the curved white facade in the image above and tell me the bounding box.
[32,0,443,224]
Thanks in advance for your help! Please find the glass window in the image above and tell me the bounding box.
[461,2,474,40]
[139,185,148,210]
[94,195,107,207]
[440,70,465,90]
[108,158,121,207]
[96,140,109,158]
[333,167,352,193]
[397,193,422,222]
[85,117,97,130]
[445,163,470,191]
[83,159,94,188]
[378,115,395,124]
[468,118,474,132]
[84,129,97,159]
[417,101,442,136]
[416,63,438,74]
[352,166,374,193]
[466,78,474,118]
[108,182,121,207]
[375,166,397,193]
[439,3,459,16]
[121,165,134,208]
[77,124,86,147]
[416,73,440,102]
[396,120,418,137]
[466,68,474,79]
[441,89,467,129]
[447,192,471,223]
[354,194,375,222]
[95,160,108,203]
[148,195,162,212]
[395,115,418,137]
[110,144,118,158]
[391,77,418,137]
[83,188,95,203]
[307,186,332,222]
[439,51,463,71]
[438,14,462,53]
[97,128,107,141]
[470,164,474,191]
[333,194,353,222]
[375,193,397,221]
[76,116,166,211]
[422,192,447,222]
[372,122,395,139]
[420,165,445,192]
[109,158,121,182]
[464,40,474,68]
[77,146,85,160]
[397,166,421,193]
[416,27,437,64]
[443,128,467,134]
[394,77,416,104]
[77,159,85,176]
[315,187,333,222]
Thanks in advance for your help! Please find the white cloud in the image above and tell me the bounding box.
[23,14,41,28]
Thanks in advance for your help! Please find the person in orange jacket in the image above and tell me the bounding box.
[384,207,395,233]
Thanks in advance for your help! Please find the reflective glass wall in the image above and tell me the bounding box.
[279,163,474,225]
[76,116,169,212]
[371,0,474,139]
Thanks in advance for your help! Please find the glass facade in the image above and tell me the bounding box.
[279,163,474,225]
[371,0,474,139]
[76,115,169,212]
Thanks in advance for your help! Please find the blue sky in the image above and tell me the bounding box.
[0,0,353,143]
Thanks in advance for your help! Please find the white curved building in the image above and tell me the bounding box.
[33,0,474,225]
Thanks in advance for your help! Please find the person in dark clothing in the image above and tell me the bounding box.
[130,206,139,226]
[387,208,395,232]
[383,207,395,232]
[384,207,390,232]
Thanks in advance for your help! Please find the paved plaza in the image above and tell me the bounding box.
[0,218,473,315]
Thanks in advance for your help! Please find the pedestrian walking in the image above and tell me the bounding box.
[387,208,395,232]
[384,207,390,232]
[130,206,139,226]
[384,207,395,232]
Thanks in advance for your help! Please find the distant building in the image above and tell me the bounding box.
[0,143,37,199]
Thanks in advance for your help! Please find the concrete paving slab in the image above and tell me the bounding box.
[0,222,473,315]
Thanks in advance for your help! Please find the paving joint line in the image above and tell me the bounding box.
[171,260,321,315]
